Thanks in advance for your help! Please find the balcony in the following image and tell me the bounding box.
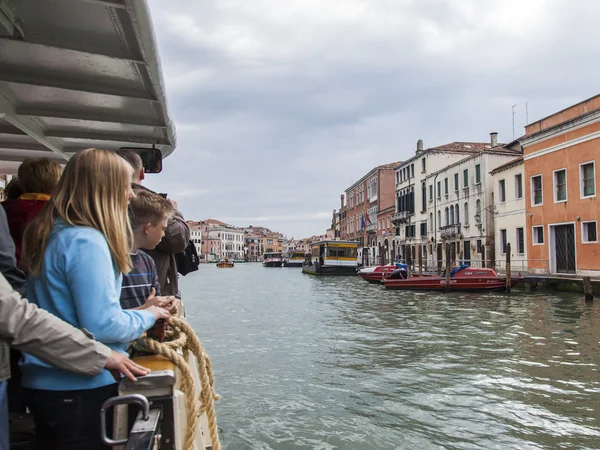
[440,224,461,239]
[369,195,378,203]
[366,223,377,233]
[392,211,412,224]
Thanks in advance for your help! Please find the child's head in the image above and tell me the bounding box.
[129,190,173,250]
[18,158,63,195]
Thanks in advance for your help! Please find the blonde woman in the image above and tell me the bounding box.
[20,148,169,450]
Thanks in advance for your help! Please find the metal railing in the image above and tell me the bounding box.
[440,224,461,239]
[366,223,377,232]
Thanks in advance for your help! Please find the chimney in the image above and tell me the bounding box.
[340,194,345,209]
[490,132,498,147]
[416,139,424,154]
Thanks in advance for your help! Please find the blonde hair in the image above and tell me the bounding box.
[129,190,173,230]
[18,158,63,195]
[22,148,134,275]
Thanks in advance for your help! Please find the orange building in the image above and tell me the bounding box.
[522,95,600,275]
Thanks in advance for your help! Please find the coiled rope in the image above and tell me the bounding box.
[133,316,221,450]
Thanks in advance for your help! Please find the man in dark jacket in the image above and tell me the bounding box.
[117,150,190,297]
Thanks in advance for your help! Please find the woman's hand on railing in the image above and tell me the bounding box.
[105,350,150,382]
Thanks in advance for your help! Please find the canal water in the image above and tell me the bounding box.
[180,264,600,450]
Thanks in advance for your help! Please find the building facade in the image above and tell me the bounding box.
[522,95,600,276]
[490,157,528,272]
[189,226,202,259]
[339,162,401,266]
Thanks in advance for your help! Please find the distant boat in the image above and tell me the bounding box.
[302,240,358,276]
[283,251,306,267]
[263,252,284,267]
[383,265,520,291]
[217,259,234,268]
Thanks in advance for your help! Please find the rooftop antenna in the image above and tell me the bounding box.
[512,104,517,140]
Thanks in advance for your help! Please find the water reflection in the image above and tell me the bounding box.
[181,265,600,449]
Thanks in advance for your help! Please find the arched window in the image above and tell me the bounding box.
[444,207,449,226]
[455,204,460,224]
[475,199,481,222]
[450,205,455,225]
[437,210,441,229]
[429,213,433,231]
[464,203,469,225]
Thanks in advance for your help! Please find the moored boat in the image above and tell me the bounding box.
[382,265,520,291]
[283,251,306,267]
[263,252,284,267]
[358,264,407,284]
[217,259,234,268]
[302,240,359,276]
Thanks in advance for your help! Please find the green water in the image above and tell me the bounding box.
[180,264,600,450]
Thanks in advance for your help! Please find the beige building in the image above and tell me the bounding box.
[490,157,528,272]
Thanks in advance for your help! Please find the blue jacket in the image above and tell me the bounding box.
[20,221,156,391]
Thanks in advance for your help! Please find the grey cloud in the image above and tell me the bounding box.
[145,0,600,238]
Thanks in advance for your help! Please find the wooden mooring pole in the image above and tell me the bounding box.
[418,244,423,277]
[583,277,594,302]
[445,243,451,292]
[505,243,511,293]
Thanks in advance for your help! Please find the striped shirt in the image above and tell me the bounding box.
[120,250,161,310]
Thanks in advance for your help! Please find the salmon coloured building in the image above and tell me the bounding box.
[522,95,600,276]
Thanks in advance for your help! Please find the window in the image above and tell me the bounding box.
[421,182,426,211]
[405,225,416,238]
[580,162,596,198]
[463,169,469,188]
[429,213,433,231]
[532,226,544,245]
[476,239,482,254]
[475,199,481,222]
[454,173,459,191]
[444,207,449,226]
[420,222,427,237]
[516,227,525,254]
[449,205,454,225]
[378,219,381,230]
[455,204,459,224]
[437,181,441,198]
[387,216,391,229]
[444,178,448,195]
[437,211,441,229]
[411,164,414,178]
[531,175,543,206]
[553,169,567,202]
[475,164,481,184]
[500,229,507,254]
[582,221,598,243]
[421,158,426,173]
[515,174,523,199]
[429,184,433,201]
[464,203,469,225]
[499,179,506,202]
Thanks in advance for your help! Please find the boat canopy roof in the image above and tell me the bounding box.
[0,0,176,173]
[310,240,358,248]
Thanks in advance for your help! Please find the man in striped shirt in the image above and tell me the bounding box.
[120,190,180,313]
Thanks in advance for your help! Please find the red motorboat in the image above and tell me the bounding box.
[358,265,400,284]
[382,265,520,291]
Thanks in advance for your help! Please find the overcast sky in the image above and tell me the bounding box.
[144,0,600,239]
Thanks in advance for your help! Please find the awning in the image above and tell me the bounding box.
[0,0,176,173]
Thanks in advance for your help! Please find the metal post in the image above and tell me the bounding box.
[445,243,451,292]
[418,244,422,276]
[505,242,511,293]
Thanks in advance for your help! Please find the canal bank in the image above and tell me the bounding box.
[181,264,600,450]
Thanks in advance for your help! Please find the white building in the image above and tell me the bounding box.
[392,137,502,265]
[190,227,202,257]
[217,226,245,260]
[424,139,522,270]
[490,157,527,272]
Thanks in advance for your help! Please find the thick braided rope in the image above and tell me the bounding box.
[170,317,221,449]
[134,317,221,450]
